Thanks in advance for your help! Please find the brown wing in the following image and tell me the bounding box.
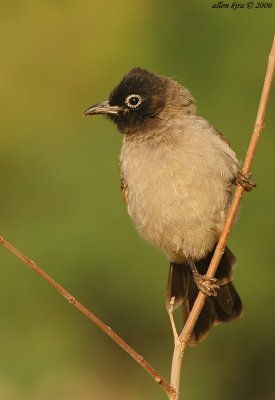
[215,129,256,191]
[120,172,129,204]
[215,128,249,189]
[215,128,230,146]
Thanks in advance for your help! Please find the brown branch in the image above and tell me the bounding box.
[0,236,175,399]
[169,36,275,398]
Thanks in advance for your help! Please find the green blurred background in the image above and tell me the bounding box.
[1,1,274,399]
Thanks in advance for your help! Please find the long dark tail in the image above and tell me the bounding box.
[166,246,243,345]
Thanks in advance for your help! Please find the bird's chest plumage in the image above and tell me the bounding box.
[119,125,237,261]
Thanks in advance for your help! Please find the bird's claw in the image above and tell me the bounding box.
[233,171,256,192]
[193,272,219,297]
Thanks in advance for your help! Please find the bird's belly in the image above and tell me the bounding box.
[122,158,230,262]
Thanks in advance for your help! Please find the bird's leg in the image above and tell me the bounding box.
[233,170,256,192]
[187,256,219,297]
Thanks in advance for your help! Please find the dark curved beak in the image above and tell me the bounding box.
[83,100,120,116]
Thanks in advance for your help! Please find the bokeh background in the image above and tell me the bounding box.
[1,1,274,399]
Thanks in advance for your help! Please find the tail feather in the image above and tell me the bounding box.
[166,246,243,345]
[185,279,217,344]
[166,263,189,310]
[212,282,243,323]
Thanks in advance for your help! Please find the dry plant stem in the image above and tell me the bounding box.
[169,36,275,399]
[168,297,178,340]
[0,236,175,399]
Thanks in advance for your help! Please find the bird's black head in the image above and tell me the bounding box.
[84,68,168,133]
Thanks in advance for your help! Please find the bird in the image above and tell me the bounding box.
[83,67,255,344]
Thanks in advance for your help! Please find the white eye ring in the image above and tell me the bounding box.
[125,94,143,109]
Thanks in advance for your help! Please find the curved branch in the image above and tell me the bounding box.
[0,236,175,398]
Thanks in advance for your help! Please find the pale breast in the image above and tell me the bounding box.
[119,117,238,261]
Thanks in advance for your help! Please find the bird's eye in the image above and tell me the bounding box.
[125,94,142,109]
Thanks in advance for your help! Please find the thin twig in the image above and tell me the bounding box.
[0,236,175,399]
[168,297,179,341]
[169,36,275,399]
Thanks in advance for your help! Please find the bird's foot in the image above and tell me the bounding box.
[192,272,219,297]
[233,171,256,192]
